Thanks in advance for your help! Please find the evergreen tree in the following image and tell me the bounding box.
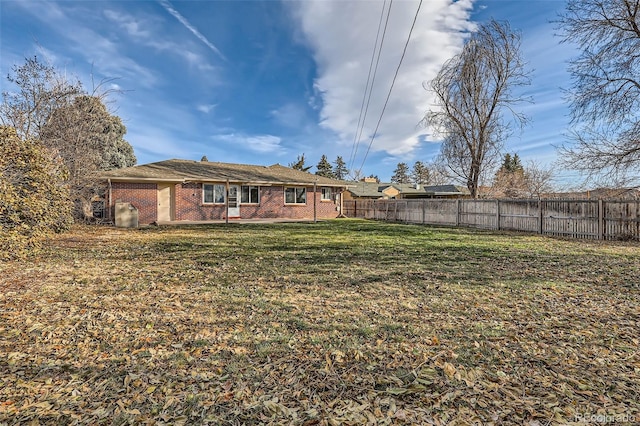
[501,153,512,171]
[411,161,430,184]
[315,155,336,178]
[499,153,523,173]
[333,156,348,180]
[288,153,312,172]
[391,162,410,183]
[41,95,136,218]
[494,153,526,197]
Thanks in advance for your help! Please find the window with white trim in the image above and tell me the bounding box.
[203,184,225,204]
[321,187,333,201]
[241,185,260,203]
[285,187,306,204]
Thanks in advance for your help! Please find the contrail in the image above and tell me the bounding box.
[158,0,226,61]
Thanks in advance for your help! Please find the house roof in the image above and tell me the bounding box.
[347,181,469,197]
[98,159,347,187]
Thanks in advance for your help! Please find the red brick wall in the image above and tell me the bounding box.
[176,184,341,221]
[240,186,339,219]
[109,182,342,224]
[175,183,226,221]
[110,182,157,225]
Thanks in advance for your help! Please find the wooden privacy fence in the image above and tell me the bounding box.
[343,199,640,241]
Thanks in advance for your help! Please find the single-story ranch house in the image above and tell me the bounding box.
[98,159,348,225]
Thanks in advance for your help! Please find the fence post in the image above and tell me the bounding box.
[538,199,544,234]
[394,200,398,221]
[373,201,376,220]
[456,199,460,227]
[496,199,501,231]
[422,200,426,224]
[598,199,604,240]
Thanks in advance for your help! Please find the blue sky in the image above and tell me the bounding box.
[1,0,577,184]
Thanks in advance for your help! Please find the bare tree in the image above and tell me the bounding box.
[523,160,555,198]
[0,56,82,140]
[557,0,640,185]
[423,159,451,186]
[1,57,136,220]
[423,19,531,198]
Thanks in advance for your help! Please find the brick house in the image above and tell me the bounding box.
[98,159,348,225]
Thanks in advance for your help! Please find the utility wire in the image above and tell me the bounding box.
[347,0,392,177]
[357,0,423,177]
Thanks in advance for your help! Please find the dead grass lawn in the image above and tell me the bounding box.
[1,220,639,425]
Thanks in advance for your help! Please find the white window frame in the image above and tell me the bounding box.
[203,183,226,204]
[284,187,306,204]
[321,187,333,201]
[241,185,260,204]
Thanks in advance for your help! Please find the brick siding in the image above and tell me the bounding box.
[110,182,342,224]
[110,182,157,224]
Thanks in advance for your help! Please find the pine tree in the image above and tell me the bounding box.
[494,152,526,197]
[391,162,410,183]
[411,161,430,184]
[333,156,348,180]
[315,155,336,178]
[499,153,523,173]
[288,153,312,172]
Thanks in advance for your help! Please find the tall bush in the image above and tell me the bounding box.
[0,126,73,259]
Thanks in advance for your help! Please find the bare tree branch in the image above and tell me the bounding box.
[557,0,640,183]
[422,20,531,198]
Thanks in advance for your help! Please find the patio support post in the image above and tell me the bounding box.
[225,179,230,225]
[313,181,317,223]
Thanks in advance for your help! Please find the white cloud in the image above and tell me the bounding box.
[214,134,283,154]
[13,1,159,87]
[289,0,475,171]
[197,104,216,114]
[103,9,150,39]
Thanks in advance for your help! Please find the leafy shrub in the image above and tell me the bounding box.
[0,126,73,259]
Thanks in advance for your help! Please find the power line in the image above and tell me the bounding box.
[347,0,393,177]
[347,0,387,174]
[357,0,423,177]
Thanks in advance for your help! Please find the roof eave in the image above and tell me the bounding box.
[104,176,347,187]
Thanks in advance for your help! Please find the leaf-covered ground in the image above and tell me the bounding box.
[1,219,639,425]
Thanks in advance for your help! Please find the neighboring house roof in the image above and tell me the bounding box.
[347,181,469,198]
[347,181,390,198]
[98,159,347,187]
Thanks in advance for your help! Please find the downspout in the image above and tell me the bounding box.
[107,179,112,222]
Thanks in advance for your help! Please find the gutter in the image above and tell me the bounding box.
[104,176,350,189]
